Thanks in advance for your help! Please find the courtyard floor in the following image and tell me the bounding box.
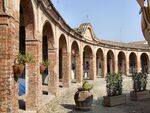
[37,76,150,113]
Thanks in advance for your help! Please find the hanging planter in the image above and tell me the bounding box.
[13,64,24,77]
[40,60,49,74]
[40,65,46,74]
[13,53,34,78]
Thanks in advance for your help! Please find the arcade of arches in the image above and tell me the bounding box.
[0,0,150,112]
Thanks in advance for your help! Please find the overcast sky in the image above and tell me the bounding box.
[51,0,145,42]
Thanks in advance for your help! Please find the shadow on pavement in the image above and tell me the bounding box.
[61,96,150,113]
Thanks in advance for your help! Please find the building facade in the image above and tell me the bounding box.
[0,0,150,112]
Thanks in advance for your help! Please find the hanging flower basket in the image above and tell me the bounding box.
[40,60,49,74]
[13,64,24,77]
[13,52,34,78]
[40,65,46,74]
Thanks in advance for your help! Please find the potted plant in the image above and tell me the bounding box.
[103,73,126,107]
[40,60,49,74]
[13,53,34,77]
[130,72,150,101]
[74,80,94,110]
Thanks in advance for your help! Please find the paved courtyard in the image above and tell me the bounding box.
[38,76,150,113]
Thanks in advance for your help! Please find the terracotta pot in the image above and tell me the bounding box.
[74,88,93,110]
[13,64,24,77]
[40,65,46,74]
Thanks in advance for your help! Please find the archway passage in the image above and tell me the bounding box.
[19,0,35,110]
[107,50,115,74]
[141,53,149,73]
[59,34,69,87]
[20,0,34,40]
[71,41,79,82]
[129,52,137,74]
[42,22,54,85]
[96,48,104,77]
[118,51,126,74]
[83,45,93,79]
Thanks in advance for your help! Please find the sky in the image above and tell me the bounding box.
[51,0,145,42]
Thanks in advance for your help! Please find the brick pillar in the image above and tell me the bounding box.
[76,54,82,82]
[62,52,70,87]
[122,59,126,74]
[137,55,141,73]
[0,0,4,13]
[148,58,150,74]
[103,56,107,77]
[48,49,59,95]
[126,59,129,75]
[109,59,113,73]
[89,55,96,80]
[0,17,19,113]
[101,58,104,78]
[89,56,93,80]
[114,55,118,73]
[26,40,42,111]
[93,55,97,80]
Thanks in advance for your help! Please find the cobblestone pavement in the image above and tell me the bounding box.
[38,76,150,113]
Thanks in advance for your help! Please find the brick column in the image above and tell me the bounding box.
[0,17,19,113]
[48,49,59,95]
[62,52,70,87]
[76,54,82,82]
[114,55,118,73]
[89,55,96,80]
[126,59,129,75]
[26,40,42,111]
[103,56,107,77]
[122,59,126,74]
[137,55,141,73]
[93,55,97,80]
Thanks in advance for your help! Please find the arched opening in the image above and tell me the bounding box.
[59,34,67,87]
[71,41,79,82]
[19,0,34,110]
[141,53,149,73]
[129,52,137,74]
[42,22,54,85]
[83,45,93,79]
[96,48,104,77]
[118,51,126,74]
[107,50,115,74]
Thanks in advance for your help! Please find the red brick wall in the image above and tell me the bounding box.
[48,49,59,95]
[0,0,4,13]
[26,40,42,110]
[0,16,19,113]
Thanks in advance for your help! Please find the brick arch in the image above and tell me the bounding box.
[42,21,54,85]
[42,21,54,49]
[59,34,69,87]
[129,52,137,74]
[118,51,126,74]
[83,45,93,57]
[18,0,38,111]
[83,45,93,79]
[71,41,79,54]
[59,34,67,52]
[71,41,80,81]
[107,50,115,73]
[96,48,104,77]
[20,0,34,39]
[140,53,149,73]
